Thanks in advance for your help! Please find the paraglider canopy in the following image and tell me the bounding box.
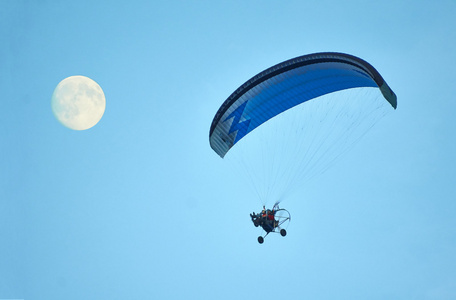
[209,52,397,158]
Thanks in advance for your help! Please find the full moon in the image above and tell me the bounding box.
[51,76,106,130]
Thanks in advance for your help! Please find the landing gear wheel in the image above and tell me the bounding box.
[280,229,287,236]
[258,236,264,244]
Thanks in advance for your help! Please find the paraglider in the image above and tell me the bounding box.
[209,52,397,243]
[250,202,291,244]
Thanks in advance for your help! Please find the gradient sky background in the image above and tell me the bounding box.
[2,1,456,299]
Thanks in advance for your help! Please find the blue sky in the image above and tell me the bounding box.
[1,0,456,299]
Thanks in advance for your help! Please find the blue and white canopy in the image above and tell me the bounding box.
[209,52,397,158]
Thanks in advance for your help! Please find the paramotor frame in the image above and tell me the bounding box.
[255,204,291,244]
